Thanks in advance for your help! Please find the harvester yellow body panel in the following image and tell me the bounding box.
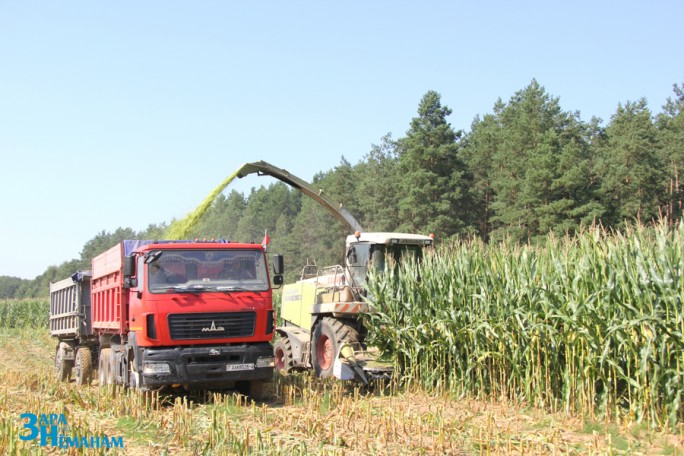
[281,281,317,329]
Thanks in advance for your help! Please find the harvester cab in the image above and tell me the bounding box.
[344,231,434,291]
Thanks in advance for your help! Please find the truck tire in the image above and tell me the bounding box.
[312,317,359,378]
[274,337,294,375]
[74,346,93,386]
[128,357,141,390]
[237,379,274,402]
[98,348,111,386]
[55,344,71,382]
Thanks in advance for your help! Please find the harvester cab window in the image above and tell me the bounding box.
[388,244,422,264]
[346,243,371,288]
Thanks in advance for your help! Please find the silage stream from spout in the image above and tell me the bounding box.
[164,168,241,240]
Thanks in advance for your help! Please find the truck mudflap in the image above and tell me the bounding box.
[138,343,274,389]
[333,344,393,384]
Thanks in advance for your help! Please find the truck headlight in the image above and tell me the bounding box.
[143,362,171,375]
[256,357,275,368]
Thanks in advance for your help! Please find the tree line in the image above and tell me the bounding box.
[3,78,683,298]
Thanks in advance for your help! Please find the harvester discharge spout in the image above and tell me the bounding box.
[237,161,363,233]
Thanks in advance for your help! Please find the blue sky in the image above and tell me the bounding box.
[1,1,682,279]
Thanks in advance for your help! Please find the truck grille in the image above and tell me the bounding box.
[168,312,256,340]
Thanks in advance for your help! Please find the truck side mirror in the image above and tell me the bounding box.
[272,254,284,275]
[123,255,137,289]
[272,254,284,288]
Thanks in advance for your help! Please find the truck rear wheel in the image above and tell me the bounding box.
[312,317,359,378]
[274,337,294,375]
[98,348,111,386]
[74,346,93,386]
[55,344,71,382]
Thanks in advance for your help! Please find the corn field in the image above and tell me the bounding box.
[364,222,684,429]
[0,299,48,329]
[2,226,684,453]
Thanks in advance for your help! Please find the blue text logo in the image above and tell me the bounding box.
[19,413,124,449]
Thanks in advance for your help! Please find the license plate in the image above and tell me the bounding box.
[226,363,254,371]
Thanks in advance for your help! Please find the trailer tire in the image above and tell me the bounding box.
[312,317,359,378]
[74,346,93,386]
[98,348,111,386]
[274,337,294,375]
[55,344,71,382]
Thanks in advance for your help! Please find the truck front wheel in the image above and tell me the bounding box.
[74,346,93,386]
[312,317,359,378]
[274,337,294,375]
[238,379,274,402]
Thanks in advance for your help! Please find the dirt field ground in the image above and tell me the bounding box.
[1,329,682,455]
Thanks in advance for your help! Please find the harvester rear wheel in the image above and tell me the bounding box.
[274,337,294,375]
[312,317,359,378]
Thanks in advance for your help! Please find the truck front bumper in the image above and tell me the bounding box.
[138,343,274,389]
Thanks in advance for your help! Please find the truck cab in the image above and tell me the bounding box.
[119,241,279,393]
[50,239,283,400]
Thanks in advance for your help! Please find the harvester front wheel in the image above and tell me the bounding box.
[274,337,294,375]
[312,317,359,378]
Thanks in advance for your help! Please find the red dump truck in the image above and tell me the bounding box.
[49,240,282,399]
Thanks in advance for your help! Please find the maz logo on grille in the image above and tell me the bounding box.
[202,321,225,332]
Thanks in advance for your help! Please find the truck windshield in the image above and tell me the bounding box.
[147,249,269,293]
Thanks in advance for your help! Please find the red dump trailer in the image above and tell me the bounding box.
[49,240,283,399]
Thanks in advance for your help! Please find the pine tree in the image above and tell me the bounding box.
[486,80,602,241]
[396,91,471,238]
[596,98,663,225]
[656,82,684,224]
[354,133,402,231]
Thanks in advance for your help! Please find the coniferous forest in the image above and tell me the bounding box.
[3,79,683,298]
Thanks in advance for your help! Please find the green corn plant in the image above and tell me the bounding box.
[364,221,684,428]
[0,299,49,329]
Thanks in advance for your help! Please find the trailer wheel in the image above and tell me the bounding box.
[312,317,359,378]
[74,347,93,386]
[55,344,71,382]
[274,337,294,375]
[98,348,111,386]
